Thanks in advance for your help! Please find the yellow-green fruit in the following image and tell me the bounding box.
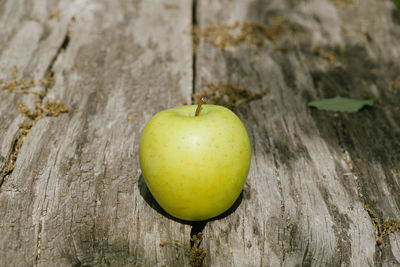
[139,104,251,221]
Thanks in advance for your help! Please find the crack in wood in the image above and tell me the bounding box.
[191,0,198,104]
[35,215,45,267]
[188,231,206,267]
[200,18,285,50]
[190,222,206,248]
[265,131,286,265]
[42,19,72,97]
[333,117,364,199]
[364,205,400,245]
[192,82,269,108]
[333,116,400,252]
[332,117,376,258]
[0,20,72,190]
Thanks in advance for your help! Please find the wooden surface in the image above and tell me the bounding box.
[1,0,400,266]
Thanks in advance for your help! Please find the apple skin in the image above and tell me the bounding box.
[139,104,251,221]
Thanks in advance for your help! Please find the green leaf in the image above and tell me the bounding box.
[394,0,400,11]
[308,97,374,113]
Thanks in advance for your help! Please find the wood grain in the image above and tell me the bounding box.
[0,0,193,266]
[195,0,400,266]
[1,0,400,266]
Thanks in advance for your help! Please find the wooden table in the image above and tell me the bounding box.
[1,0,400,266]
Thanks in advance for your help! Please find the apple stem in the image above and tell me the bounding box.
[195,98,205,117]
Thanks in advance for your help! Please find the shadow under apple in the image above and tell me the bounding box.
[138,174,244,242]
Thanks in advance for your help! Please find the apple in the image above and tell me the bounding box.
[139,103,251,221]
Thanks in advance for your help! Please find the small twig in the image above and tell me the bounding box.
[195,97,205,116]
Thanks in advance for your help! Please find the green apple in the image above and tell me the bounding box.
[139,104,251,221]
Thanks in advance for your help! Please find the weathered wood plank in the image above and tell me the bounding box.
[1,0,193,266]
[0,0,71,183]
[195,0,400,266]
[2,0,400,266]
